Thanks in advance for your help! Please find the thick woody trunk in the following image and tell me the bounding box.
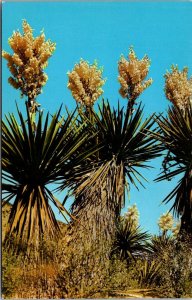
[179,169,192,236]
[180,210,192,235]
[180,202,192,235]
[63,163,124,297]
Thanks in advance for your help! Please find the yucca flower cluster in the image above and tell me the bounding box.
[118,48,153,103]
[67,59,106,108]
[164,66,192,110]
[158,212,174,234]
[124,204,139,230]
[2,20,56,109]
[172,221,181,238]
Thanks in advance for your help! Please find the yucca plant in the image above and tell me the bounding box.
[138,260,161,288]
[57,50,159,296]
[2,105,89,251]
[111,217,150,262]
[154,103,192,234]
[2,20,95,252]
[57,101,159,297]
[148,234,175,255]
[58,101,160,277]
[63,50,158,249]
[60,102,160,244]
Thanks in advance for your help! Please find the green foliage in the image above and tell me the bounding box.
[148,234,175,255]
[2,248,22,297]
[56,237,111,298]
[138,259,161,288]
[107,257,138,290]
[2,237,65,299]
[104,257,161,298]
[2,231,192,298]
[60,101,160,208]
[154,103,192,233]
[111,218,150,262]
[2,105,89,249]
[148,235,192,297]
[54,101,160,297]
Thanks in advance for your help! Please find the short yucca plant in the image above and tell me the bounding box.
[138,260,161,288]
[147,234,175,256]
[111,217,150,262]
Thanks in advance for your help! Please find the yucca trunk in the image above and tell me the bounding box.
[180,170,192,235]
[181,207,192,234]
[65,163,124,297]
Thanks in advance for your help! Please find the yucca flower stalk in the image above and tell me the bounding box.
[67,59,106,114]
[118,47,153,113]
[158,212,174,237]
[164,66,192,112]
[2,20,55,127]
[172,221,181,238]
[124,204,140,230]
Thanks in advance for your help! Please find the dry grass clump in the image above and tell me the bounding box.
[2,235,65,299]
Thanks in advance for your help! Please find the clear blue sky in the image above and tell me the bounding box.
[2,2,192,234]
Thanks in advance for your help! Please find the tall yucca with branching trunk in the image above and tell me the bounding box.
[154,66,192,235]
[60,50,160,296]
[65,102,159,242]
[2,106,89,253]
[2,21,91,253]
[155,104,192,234]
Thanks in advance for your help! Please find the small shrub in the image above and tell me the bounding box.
[150,235,192,297]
